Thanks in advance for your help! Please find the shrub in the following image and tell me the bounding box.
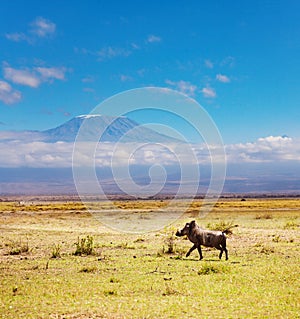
[8,237,30,255]
[206,220,237,235]
[51,243,61,258]
[74,235,94,256]
[163,234,176,254]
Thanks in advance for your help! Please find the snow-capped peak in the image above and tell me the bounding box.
[76,114,102,119]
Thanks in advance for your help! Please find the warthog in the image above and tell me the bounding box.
[176,220,229,260]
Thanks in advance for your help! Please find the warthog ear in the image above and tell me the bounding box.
[190,220,196,227]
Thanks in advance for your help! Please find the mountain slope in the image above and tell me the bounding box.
[42,114,182,143]
[0,115,183,143]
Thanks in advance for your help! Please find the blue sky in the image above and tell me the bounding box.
[0,0,300,143]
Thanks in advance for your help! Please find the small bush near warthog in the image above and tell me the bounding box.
[74,235,94,256]
[163,234,176,254]
[206,220,237,234]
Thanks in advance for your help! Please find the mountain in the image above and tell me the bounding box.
[0,114,183,143]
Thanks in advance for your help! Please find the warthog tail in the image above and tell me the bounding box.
[222,224,239,235]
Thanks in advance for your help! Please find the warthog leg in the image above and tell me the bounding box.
[186,244,197,257]
[197,245,203,260]
[186,244,203,260]
[219,248,223,260]
[217,244,228,260]
[224,247,228,260]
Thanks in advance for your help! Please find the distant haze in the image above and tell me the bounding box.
[0,115,299,195]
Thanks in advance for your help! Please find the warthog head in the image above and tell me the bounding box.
[175,220,196,237]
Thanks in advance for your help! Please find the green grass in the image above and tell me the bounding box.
[0,198,299,318]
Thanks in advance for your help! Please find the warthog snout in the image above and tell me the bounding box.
[175,230,182,236]
[176,223,191,237]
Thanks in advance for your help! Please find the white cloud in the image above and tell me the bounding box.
[30,17,56,38]
[257,135,291,144]
[120,74,133,82]
[165,80,197,97]
[147,35,161,43]
[204,59,214,69]
[226,136,300,163]
[201,86,216,98]
[5,17,56,44]
[76,46,132,61]
[221,56,235,67]
[0,141,74,168]
[131,42,140,50]
[5,32,28,42]
[0,141,194,168]
[3,66,40,88]
[81,76,95,83]
[76,36,157,64]
[97,46,131,61]
[35,67,66,81]
[216,74,230,83]
[0,80,22,104]
[192,136,300,164]
[3,64,67,88]
[1,136,299,195]
[0,135,299,168]
[83,87,95,93]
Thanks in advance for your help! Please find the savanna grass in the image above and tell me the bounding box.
[0,198,299,318]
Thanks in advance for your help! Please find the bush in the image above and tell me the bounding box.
[163,234,176,254]
[51,243,61,258]
[206,220,237,235]
[74,235,94,256]
[8,237,30,255]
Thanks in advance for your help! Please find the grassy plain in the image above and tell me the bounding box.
[0,198,299,318]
